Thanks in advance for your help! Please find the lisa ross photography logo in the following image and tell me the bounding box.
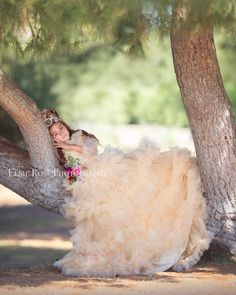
[8,155,106,185]
[8,168,106,179]
[8,168,66,178]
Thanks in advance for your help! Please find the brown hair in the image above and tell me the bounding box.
[41,109,101,167]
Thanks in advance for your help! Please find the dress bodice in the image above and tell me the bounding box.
[63,130,99,164]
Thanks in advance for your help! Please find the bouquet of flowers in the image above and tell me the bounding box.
[64,155,82,184]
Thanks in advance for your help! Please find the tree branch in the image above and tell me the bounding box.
[0,72,72,216]
[0,71,59,171]
[0,136,70,215]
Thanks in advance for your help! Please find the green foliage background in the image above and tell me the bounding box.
[1,32,236,132]
[0,1,236,142]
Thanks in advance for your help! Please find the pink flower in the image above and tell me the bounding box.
[65,167,72,176]
[72,166,81,177]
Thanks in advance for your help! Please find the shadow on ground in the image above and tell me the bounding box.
[0,204,235,294]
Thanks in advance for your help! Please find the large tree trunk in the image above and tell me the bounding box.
[0,71,70,215]
[170,8,236,254]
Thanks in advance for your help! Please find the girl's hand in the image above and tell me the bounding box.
[53,141,83,153]
[53,141,70,149]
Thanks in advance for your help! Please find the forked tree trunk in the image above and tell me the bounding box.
[0,71,70,215]
[170,9,236,254]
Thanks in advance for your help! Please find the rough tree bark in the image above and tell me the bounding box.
[170,6,236,254]
[0,71,71,215]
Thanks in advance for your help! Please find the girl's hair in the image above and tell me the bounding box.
[41,109,101,167]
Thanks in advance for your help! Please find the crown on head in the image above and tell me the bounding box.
[41,109,61,128]
[44,116,61,128]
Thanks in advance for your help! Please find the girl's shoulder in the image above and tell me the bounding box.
[67,130,83,145]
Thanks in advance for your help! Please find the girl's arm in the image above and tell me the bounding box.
[53,142,83,153]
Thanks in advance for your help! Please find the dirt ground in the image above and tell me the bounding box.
[0,263,236,295]
[0,187,235,295]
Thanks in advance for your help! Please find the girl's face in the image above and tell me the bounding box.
[49,122,70,142]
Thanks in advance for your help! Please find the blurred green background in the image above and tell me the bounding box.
[0,32,235,148]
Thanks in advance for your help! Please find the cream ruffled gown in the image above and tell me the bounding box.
[53,130,212,276]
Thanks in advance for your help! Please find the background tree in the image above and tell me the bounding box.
[0,0,236,254]
[170,1,236,254]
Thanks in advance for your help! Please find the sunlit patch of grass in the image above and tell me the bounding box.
[0,238,72,268]
[0,185,29,206]
[0,238,72,249]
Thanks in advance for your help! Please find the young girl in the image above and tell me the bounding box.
[41,108,213,277]
[41,109,102,168]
